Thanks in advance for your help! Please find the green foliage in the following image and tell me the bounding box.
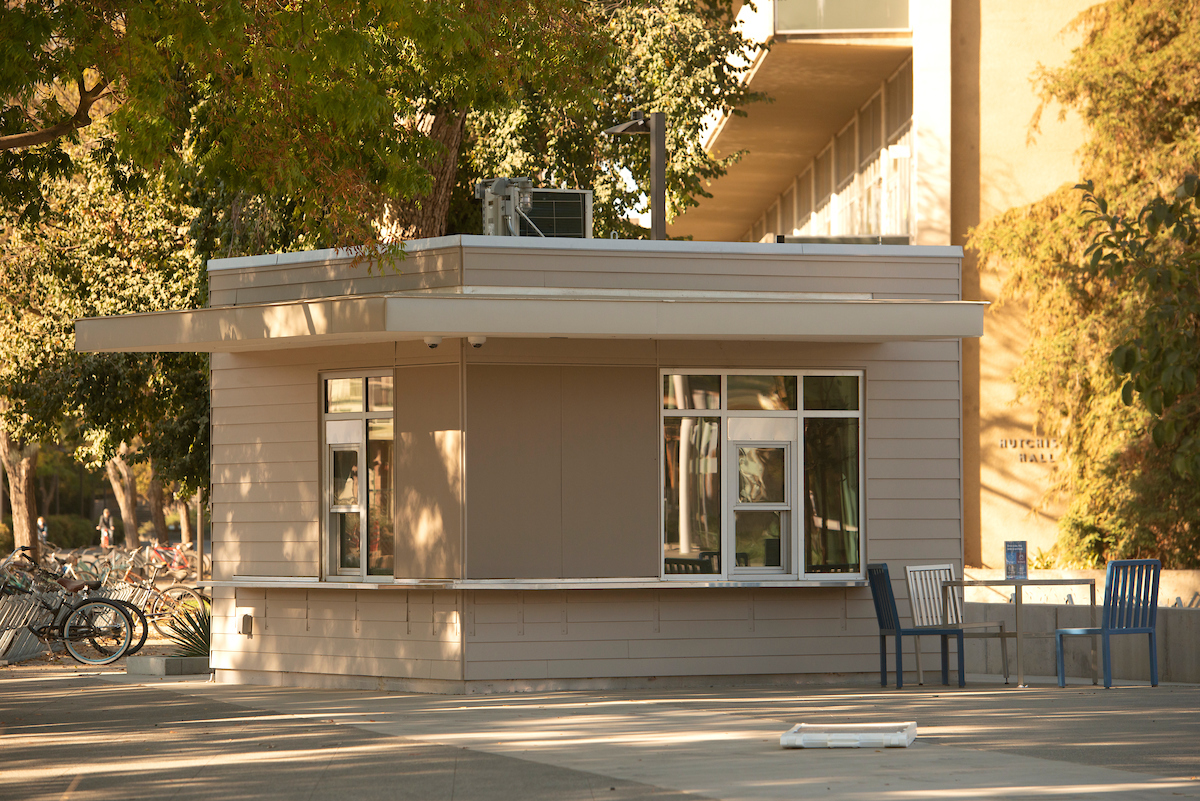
[466,0,764,237]
[0,144,209,497]
[1,0,605,252]
[166,605,211,658]
[970,0,1200,567]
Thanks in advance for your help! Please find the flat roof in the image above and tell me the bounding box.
[75,237,982,353]
[204,234,963,272]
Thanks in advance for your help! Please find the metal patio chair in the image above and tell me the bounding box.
[906,563,1010,684]
[868,563,965,689]
[1056,559,1161,689]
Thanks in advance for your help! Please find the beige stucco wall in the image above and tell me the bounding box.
[953,0,1091,567]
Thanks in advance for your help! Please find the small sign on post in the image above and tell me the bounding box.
[1005,541,1028,581]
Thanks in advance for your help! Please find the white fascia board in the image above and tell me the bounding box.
[383,295,985,341]
[76,293,985,353]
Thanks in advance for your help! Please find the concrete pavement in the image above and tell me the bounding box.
[2,664,1198,800]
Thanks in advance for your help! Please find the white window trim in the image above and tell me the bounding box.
[320,368,396,583]
[660,369,866,583]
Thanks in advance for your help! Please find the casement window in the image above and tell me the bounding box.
[661,371,864,580]
[322,371,395,580]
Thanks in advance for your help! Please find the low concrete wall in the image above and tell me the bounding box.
[960,602,1200,683]
[962,569,1200,608]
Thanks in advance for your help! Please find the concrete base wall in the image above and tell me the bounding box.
[961,603,1200,683]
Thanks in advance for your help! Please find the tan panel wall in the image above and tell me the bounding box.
[560,367,660,578]
[212,587,463,682]
[465,365,563,578]
[394,363,464,579]
[210,344,396,578]
[462,588,882,682]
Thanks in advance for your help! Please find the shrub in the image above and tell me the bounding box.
[166,606,211,657]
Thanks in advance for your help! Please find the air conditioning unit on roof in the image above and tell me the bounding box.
[476,177,593,239]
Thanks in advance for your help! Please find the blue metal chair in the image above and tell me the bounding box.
[867,563,965,689]
[1056,559,1161,688]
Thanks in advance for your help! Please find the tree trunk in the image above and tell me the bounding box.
[105,448,140,549]
[176,495,193,546]
[383,107,468,239]
[0,422,40,564]
[147,462,168,543]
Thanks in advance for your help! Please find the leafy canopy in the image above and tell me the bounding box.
[0,146,208,496]
[0,0,601,247]
[465,0,764,237]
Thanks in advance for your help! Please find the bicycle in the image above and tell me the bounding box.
[0,548,134,665]
[106,553,207,637]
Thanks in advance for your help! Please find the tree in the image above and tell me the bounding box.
[0,146,205,551]
[464,0,764,238]
[1,0,602,248]
[970,0,1200,567]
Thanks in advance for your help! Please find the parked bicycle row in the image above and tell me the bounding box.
[0,546,208,665]
[36,539,210,584]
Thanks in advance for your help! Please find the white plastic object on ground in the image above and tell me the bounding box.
[780,722,917,748]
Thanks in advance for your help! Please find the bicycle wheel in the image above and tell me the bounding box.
[106,598,149,655]
[149,585,207,637]
[63,600,133,665]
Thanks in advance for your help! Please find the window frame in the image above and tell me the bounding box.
[660,369,866,582]
[320,368,396,583]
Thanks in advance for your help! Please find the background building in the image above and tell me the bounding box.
[669,0,1094,567]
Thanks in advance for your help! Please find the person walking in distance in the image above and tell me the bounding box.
[97,508,114,549]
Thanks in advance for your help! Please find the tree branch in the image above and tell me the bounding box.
[0,77,111,152]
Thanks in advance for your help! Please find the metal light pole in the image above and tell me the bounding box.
[604,110,667,241]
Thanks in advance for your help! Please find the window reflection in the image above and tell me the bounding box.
[332,450,359,507]
[367,376,394,412]
[804,418,860,573]
[735,511,783,567]
[326,378,364,414]
[336,512,360,569]
[662,375,721,410]
[663,417,721,573]
[738,447,786,503]
[804,376,859,410]
[728,375,797,411]
[367,420,394,576]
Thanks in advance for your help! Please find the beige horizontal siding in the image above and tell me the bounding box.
[212,461,318,486]
[868,478,961,499]
[212,481,318,505]
[209,249,463,306]
[212,403,316,426]
[867,458,961,479]
[211,588,464,681]
[461,587,888,682]
[211,521,318,541]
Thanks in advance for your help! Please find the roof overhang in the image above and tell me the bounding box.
[76,292,986,353]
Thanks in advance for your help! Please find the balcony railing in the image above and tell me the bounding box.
[775,0,909,33]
